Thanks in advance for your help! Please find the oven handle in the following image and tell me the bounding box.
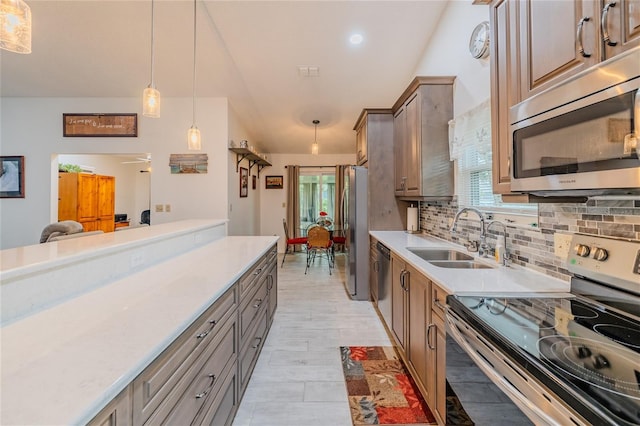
[445,310,563,426]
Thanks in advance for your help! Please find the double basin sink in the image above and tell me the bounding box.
[406,248,494,269]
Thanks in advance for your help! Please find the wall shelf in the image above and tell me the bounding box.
[229,148,272,177]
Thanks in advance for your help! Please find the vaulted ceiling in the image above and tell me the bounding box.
[0,0,448,154]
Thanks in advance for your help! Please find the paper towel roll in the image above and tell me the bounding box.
[407,206,418,232]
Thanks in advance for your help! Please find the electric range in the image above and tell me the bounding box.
[447,234,640,425]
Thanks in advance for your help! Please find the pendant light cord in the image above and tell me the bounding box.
[192,0,197,125]
[150,0,155,86]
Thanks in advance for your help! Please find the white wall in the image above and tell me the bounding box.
[0,97,229,249]
[261,153,355,253]
[413,2,491,116]
[227,106,262,236]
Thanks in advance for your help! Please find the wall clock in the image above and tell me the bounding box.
[469,21,490,59]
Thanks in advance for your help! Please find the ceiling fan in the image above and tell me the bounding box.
[121,155,152,164]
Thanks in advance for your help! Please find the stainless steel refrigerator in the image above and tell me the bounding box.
[342,165,369,300]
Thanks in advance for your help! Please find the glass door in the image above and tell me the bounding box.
[299,168,335,235]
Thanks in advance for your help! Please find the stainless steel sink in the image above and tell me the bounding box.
[428,260,494,269]
[406,247,474,261]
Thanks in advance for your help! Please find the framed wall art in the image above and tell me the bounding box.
[252,175,257,190]
[265,175,283,189]
[0,156,25,198]
[240,167,249,197]
[63,113,138,137]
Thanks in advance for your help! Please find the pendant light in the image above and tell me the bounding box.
[311,119,319,155]
[142,0,160,117]
[0,0,32,54]
[187,0,201,150]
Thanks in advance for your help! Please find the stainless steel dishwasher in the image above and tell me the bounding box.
[376,242,392,327]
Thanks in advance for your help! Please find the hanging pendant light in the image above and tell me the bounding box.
[143,0,160,117]
[187,0,201,150]
[311,119,320,155]
[0,0,32,54]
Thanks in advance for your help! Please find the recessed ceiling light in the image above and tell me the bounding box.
[349,33,363,45]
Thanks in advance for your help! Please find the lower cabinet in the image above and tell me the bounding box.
[88,243,278,426]
[385,251,449,426]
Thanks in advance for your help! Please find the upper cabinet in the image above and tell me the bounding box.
[355,118,368,166]
[392,77,455,200]
[490,0,640,196]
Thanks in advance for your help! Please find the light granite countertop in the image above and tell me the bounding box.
[0,233,278,425]
[369,231,570,296]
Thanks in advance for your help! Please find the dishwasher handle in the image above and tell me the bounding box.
[376,242,391,259]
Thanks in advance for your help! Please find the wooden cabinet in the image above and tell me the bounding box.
[392,77,455,200]
[88,386,131,426]
[490,0,521,195]
[406,263,431,404]
[385,251,449,426]
[519,0,640,100]
[354,109,404,231]
[58,172,115,233]
[355,117,368,165]
[391,253,408,351]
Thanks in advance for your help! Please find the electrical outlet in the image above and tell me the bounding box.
[130,251,145,268]
[165,204,171,213]
[282,202,286,208]
[155,204,163,212]
[554,233,573,259]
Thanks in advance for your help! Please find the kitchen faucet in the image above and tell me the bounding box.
[486,220,509,266]
[450,207,487,257]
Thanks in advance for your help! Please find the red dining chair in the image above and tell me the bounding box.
[282,218,307,267]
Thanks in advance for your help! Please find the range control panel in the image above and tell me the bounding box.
[567,234,640,294]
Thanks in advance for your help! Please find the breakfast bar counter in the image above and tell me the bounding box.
[0,220,278,425]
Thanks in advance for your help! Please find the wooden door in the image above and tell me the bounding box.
[77,174,98,231]
[58,172,79,221]
[603,0,640,58]
[391,254,407,351]
[393,107,407,195]
[96,175,115,233]
[519,0,599,99]
[404,93,421,196]
[407,266,430,403]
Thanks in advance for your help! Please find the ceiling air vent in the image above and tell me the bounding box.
[298,66,319,77]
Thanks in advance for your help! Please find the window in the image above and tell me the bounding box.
[299,168,336,231]
[450,100,537,221]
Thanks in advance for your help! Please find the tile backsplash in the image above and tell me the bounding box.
[419,198,640,282]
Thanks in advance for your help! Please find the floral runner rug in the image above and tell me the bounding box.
[340,346,474,426]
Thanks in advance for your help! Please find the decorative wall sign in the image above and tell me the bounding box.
[169,154,208,174]
[63,113,138,137]
[265,175,283,189]
[0,156,25,198]
[240,167,249,197]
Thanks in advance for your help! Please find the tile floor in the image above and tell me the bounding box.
[232,251,530,426]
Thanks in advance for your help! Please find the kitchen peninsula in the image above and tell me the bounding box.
[0,220,278,425]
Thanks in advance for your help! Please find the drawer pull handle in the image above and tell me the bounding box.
[427,323,436,350]
[195,320,218,339]
[252,336,263,349]
[253,268,263,276]
[253,298,263,309]
[195,374,216,399]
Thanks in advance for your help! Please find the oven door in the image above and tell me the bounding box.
[510,79,640,195]
[446,306,589,426]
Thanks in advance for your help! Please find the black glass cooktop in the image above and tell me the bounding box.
[449,295,640,425]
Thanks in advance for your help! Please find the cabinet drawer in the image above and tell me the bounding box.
[239,307,268,395]
[239,257,267,299]
[432,283,448,320]
[194,362,238,426]
[132,285,237,424]
[144,317,237,425]
[239,278,268,341]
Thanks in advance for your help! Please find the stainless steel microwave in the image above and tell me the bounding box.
[510,47,640,196]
